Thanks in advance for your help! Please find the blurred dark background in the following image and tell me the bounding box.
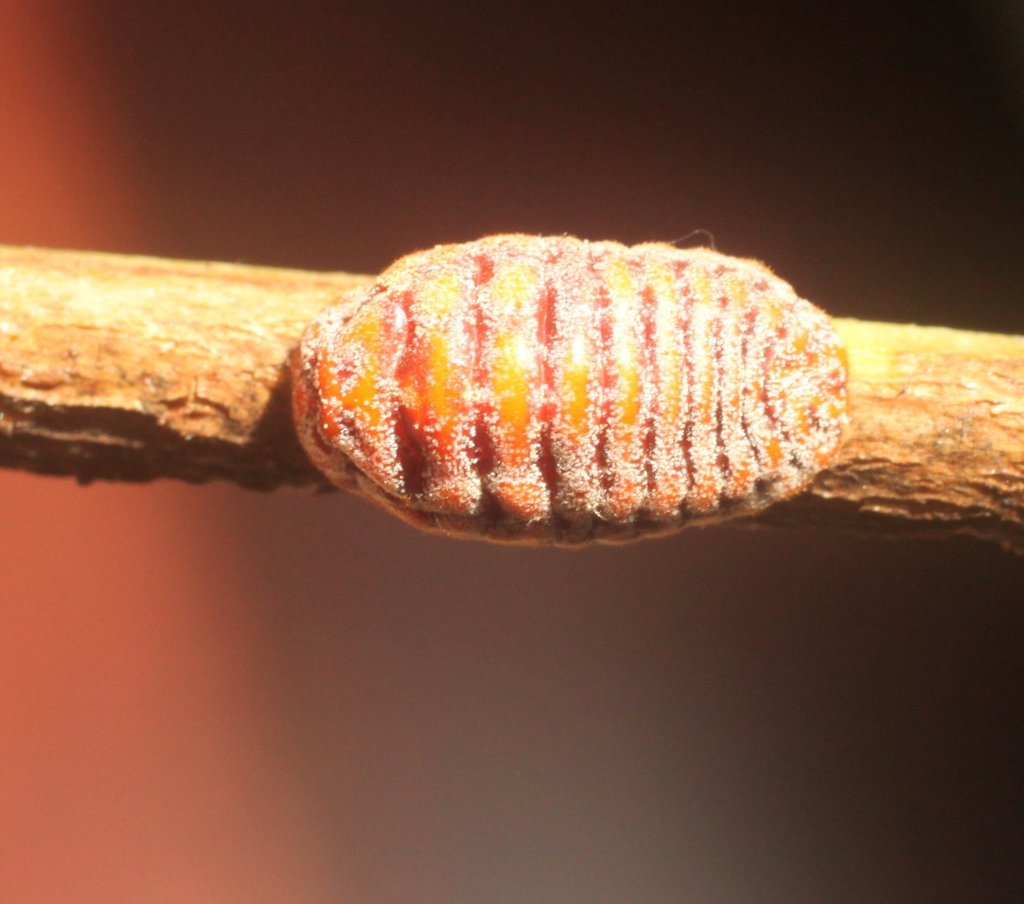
[1,2,1022,902]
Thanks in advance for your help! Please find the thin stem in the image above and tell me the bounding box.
[1,245,1021,551]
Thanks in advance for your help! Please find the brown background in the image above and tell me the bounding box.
[1,2,1022,902]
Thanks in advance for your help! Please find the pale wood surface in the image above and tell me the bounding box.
[1,245,1021,551]
[762,318,1024,552]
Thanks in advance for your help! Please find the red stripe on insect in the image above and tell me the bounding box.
[292,234,848,544]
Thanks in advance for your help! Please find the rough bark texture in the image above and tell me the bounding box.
[761,318,1024,552]
[0,244,369,491]
[1,244,1021,552]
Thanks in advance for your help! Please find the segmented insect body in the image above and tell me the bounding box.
[293,234,848,543]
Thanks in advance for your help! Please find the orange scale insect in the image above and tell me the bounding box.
[292,234,848,544]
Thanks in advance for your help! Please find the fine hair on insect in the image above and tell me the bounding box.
[293,234,848,545]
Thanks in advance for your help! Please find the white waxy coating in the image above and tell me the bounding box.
[292,235,848,544]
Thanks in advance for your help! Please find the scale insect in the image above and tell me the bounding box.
[292,234,848,544]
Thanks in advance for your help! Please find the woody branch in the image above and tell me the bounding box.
[0,245,1021,552]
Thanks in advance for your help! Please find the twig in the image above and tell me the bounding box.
[1,245,1021,551]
